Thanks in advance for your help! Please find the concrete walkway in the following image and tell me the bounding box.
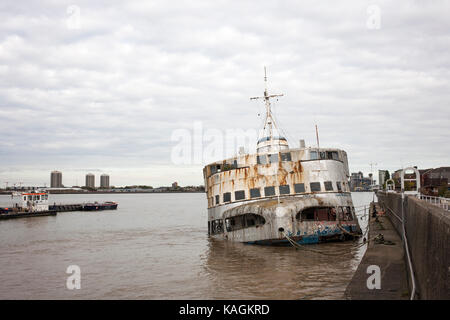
[344,203,409,299]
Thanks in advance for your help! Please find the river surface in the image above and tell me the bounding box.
[0,192,375,299]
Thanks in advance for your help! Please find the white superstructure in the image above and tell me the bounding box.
[11,190,50,212]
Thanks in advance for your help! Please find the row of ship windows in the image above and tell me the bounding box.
[310,150,340,161]
[257,150,339,164]
[23,195,48,201]
[211,181,344,206]
[209,150,341,175]
[209,206,355,235]
[257,152,292,164]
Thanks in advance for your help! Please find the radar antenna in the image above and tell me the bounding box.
[250,67,284,141]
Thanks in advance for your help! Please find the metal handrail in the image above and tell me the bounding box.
[383,204,402,223]
[401,196,416,300]
[418,194,449,211]
[378,194,417,300]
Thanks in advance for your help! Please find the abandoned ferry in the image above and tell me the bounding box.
[203,70,361,245]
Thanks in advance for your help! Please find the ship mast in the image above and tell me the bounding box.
[250,67,284,141]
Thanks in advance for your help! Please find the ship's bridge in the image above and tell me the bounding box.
[256,135,289,154]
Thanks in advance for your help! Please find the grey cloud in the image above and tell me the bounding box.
[0,0,449,186]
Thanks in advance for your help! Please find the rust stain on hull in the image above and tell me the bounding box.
[204,147,361,245]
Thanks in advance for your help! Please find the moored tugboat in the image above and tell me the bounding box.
[0,190,57,219]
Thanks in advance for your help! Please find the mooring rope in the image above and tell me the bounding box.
[283,231,346,256]
[282,203,373,256]
[283,226,371,257]
[337,224,364,238]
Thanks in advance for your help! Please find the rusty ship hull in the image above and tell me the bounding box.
[204,148,362,245]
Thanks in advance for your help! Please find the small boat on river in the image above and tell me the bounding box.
[82,201,118,211]
[0,190,57,219]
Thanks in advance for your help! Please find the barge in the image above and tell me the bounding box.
[82,201,118,211]
[203,69,362,245]
[49,202,118,211]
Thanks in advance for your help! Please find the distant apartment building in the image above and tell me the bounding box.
[50,171,63,188]
[349,171,372,191]
[350,172,362,190]
[100,174,110,188]
[420,167,450,196]
[392,169,402,184]
[392,167,419,191]
[85,173,95,189]
[378,170,388,188]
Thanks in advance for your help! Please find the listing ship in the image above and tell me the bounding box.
[203,70,362,245]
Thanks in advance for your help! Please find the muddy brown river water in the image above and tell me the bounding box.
[0,192,374,299]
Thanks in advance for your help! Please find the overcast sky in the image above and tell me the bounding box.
[0,0,449,187]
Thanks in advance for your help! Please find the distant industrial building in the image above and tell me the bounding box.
[85,173,95,189]
[100,174,110,188]
[50,171,63,188]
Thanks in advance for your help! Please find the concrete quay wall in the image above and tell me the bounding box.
[377,191,450,300]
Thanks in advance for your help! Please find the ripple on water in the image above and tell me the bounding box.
[0,192,373,299]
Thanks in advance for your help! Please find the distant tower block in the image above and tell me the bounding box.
[100,174,110,188]
[50,171,62,188]
[299,139,306,148]
[85,173,95,188]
